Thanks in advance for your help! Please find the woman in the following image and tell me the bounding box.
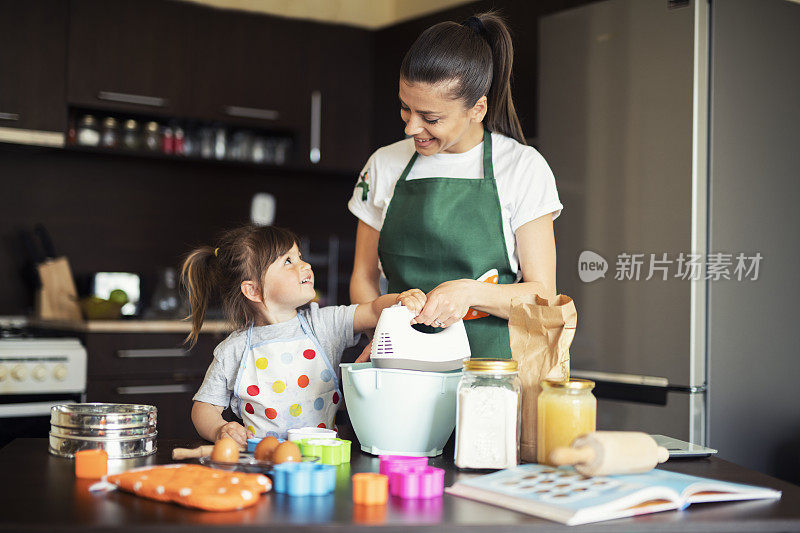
[348,12,562,358]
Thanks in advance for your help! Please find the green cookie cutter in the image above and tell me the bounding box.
[298,437,352,465]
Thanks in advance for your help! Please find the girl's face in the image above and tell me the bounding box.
[261,244,315,311]
[399,78,487,155]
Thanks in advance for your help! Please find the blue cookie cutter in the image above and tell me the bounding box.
[271,462,337,496]
[246,436,285,453]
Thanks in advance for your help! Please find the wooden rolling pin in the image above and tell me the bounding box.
[172,445,214,460]
[549,431,669,476]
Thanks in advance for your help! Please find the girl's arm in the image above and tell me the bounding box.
[191,401,253,446]
[415,213,557,327]
[350,221,382,304]
[352,289,427,333]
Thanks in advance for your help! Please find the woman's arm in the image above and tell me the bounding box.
[415,213,557,326]
[350,221,382,304]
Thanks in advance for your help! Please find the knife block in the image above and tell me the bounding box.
[36,256,83,321]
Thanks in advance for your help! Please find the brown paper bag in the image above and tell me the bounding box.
[509,294,577,462]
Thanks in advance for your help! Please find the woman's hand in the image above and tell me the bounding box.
[417,279,477,328]
[215,421,252,447]
[396,288,427,319]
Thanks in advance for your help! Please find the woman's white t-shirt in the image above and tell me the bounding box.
[347,132,563,277]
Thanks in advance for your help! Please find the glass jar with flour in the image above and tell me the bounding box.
[455,359,521,469]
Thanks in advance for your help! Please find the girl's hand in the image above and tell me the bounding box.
[355,340,373,363]
[417,280,477,328]
[396,288,427,320]
[215,421,252,447]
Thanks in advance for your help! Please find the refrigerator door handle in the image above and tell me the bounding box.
[571,369,705,405]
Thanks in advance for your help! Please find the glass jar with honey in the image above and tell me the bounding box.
[537,379,596,465]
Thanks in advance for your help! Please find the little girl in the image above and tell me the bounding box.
[182,224,423,445]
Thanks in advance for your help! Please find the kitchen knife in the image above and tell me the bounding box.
[20,229,45,265]
[34,223,57,259]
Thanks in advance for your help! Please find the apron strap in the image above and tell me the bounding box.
[398,151,419,183]
[400,128,493,183]
[482,129,494,181]
[297,313,312,336]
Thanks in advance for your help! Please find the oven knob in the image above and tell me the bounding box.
[53,364,68,381]
[0,365,7,381]
[11,364,27,381]
[32,364,47,381]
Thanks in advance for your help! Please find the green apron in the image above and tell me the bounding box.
[377,129,516,358]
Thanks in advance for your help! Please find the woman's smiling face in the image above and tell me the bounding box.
[399,79,487,155]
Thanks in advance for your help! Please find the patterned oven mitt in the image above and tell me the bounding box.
[105,464,272,511]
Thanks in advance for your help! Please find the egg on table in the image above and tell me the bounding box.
[271,441,302,464]
[254,436,281,462]
[211,437,240,463]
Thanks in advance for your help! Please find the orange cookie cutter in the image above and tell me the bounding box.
[352,473,388,505]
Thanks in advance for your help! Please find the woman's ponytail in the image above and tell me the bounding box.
[180,246,217,347]
[475,12,526,145]
[400,10,526,145]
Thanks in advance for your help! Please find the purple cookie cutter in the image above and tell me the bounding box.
[378,455,444,499]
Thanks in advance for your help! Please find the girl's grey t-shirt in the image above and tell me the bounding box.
[193,303,359,416]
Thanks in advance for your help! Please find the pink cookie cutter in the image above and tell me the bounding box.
[378,455,428,476]
[378,455,443,499]
[389,466,445,499]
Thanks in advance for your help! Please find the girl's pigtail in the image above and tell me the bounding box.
[478,12,526,145]
[180,246,217,347]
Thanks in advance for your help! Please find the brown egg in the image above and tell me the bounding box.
[254,436,280,462]
[211,437,240,463]
[271,440,302,464]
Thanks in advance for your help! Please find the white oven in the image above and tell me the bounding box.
[0,338,87,447]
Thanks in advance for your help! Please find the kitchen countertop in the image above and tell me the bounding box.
[1,425,799,532]
[30,318,231,334]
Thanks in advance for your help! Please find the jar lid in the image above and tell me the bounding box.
[145,121,159,132]
[463,358,518,373]
[79,115,97,126]
[103,117,116,127]
[541,378,595,390]
[125,119,137,130]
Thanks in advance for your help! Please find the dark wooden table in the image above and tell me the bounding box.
[1,425,799,532]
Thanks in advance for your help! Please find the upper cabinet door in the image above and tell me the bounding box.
[0,0,67,132]
[187,8,311,132]
[308,25,373,173]
[67,0,189,116]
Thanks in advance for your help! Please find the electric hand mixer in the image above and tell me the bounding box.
[370,304,471,371]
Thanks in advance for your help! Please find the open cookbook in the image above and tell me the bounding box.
[445,464,781,526]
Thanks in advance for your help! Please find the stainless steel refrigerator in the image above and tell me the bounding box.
[538,0,800,451]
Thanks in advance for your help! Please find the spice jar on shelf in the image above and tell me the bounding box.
[143,121,161,151]
[101,117,118,148]
[76,115,100,146]
[537,379,596,465]
[122,119,139,150]
[162,125,174,154]
[455,359,521,469]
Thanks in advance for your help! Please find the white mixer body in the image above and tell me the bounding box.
[370,305,471,371]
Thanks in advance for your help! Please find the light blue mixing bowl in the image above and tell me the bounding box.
[340,362,461,457]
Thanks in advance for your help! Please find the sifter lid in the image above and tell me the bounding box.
[463,358,518,373]
[50,403,156,430]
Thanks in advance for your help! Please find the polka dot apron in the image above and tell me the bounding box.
[233,314,340,439]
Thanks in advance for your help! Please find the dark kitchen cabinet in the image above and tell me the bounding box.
[87,376,202,440]
[188,9,312,130]
[82,331,225,440]
[0,0,67,132]
[67,0,190,117]
[308,25,374,173]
